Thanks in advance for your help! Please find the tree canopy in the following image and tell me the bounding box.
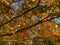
[0,0,60,45]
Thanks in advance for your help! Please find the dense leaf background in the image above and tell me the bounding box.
[0,0,60,45]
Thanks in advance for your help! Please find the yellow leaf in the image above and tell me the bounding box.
[55,25,58,28]
[10,27,13,30]
[23,23,26,25]
[32,0,35,2]
[2,0,9,5]
[11,2,16,6]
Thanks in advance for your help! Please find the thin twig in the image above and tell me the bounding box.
[0,0,41,27]
[0,14,59,37]
[0,0,60,37]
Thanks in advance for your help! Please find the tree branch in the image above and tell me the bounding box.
[0,13,59,37]
[0,0,59,37]
[0,0,41,27]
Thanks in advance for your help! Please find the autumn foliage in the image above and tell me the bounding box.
[0,0,60,45]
